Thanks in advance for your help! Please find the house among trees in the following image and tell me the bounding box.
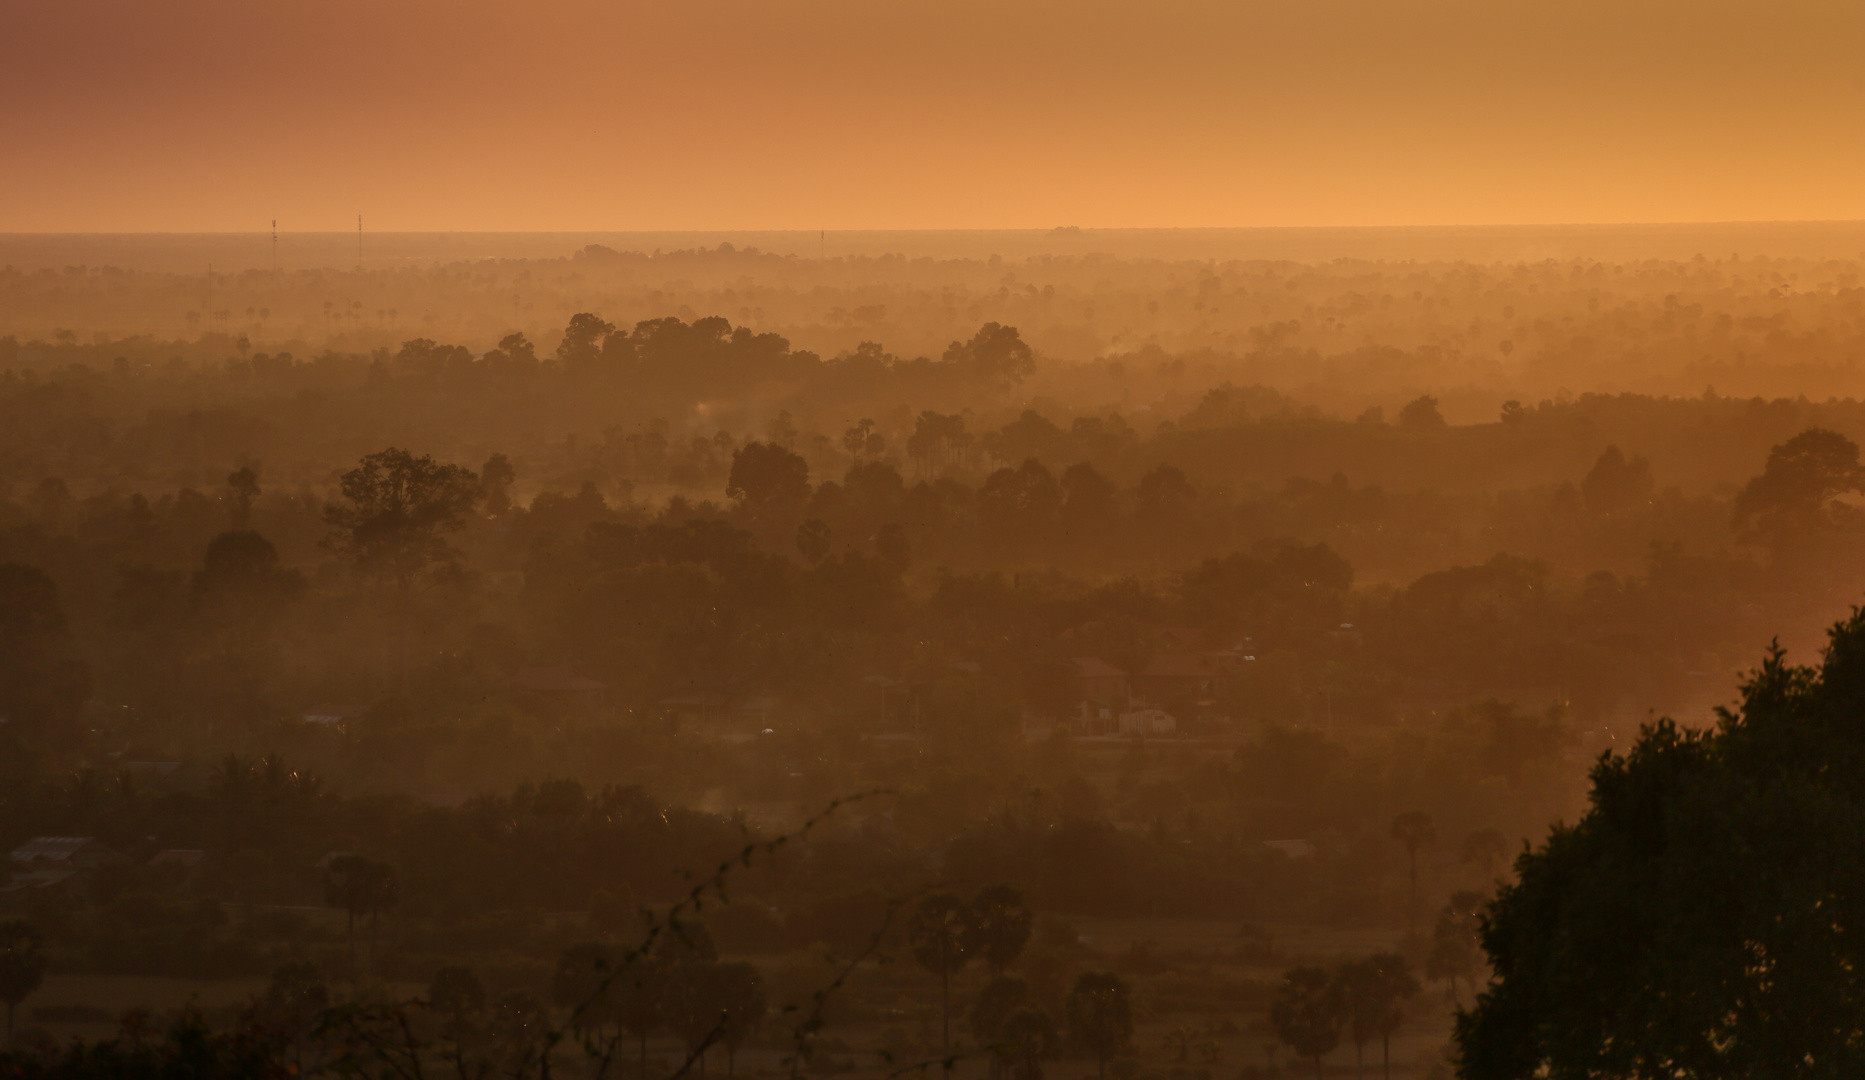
[1117,706,1177,736]
[4,837,127,905]
[10,837,125,870]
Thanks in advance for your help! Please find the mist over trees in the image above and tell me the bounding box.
[5,242,1865,1076]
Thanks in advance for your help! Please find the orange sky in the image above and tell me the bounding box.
[3,0,1862,232]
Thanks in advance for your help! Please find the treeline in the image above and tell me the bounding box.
[8,247,1865,413]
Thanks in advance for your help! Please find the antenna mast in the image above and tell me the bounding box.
[271,219,277,273]
[357,214,363,264]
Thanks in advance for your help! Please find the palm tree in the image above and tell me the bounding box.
[969,976,1031,1080]
[1362,953,1419,1080]
[712,960,766,1078]
[1390,811,1436,935]
[1271,966,1344,1080]
[909,893,976,1075]
[970,884,1034,978]
[0,921,48,1043]
[1065,972,1133,1080]
[997,1007,1059,1080]
[323,855,398,981]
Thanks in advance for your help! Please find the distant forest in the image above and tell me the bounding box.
[6,246,1865,1077]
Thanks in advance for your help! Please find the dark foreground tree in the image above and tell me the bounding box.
[1458,606,1865,1078]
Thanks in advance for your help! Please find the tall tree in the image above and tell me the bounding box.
[613,953,669,1078]
[429,965,487,1080]
[1064,972,1133,1080]
[727,442,812,519]
[1732,427,1865,554]
[226,465,261,529]
[997,1008,1059,1080]
[1390,810,1436,935]
[1339,954,1419,1080]
[557,312,617,374]
[970,976,1031,1080]
[322,855,398,982]
[910,893,977,1075]
[1271,966,1345,1080]
[970,884,1034,978]
[552,942,623,1048]
[480,452,516,517]
[944,323,1035,385]
[1426,891,1486,1006]
[712,960,766,1078]
[323,447,480,591]
[1580,445,1654,515]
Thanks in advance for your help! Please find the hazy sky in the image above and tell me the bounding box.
[4,0,1862,232]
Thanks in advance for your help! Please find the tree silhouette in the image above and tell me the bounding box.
[1457,608,1865,1077]
[909,893,976,1074]
[969,976,1031,1080]
[1397,395,1447,430]
[797,518,833,564]
[323,855,398,981]
[226,465,261,529]
[480,452,516,516]
[1426,891,1485,1007]
[1064,972,1132,1080]
[944,323,1035,385]
[664,960,722,1077]
[1390,810,1436,935]
[556,312,616,374]
[323,448,480,591]
[1732,427,1865,553]
[429,964,487,1078]
[727,442,811,517]
[1337,954,1418,1080]
[1580,445,1653,514]
[0,921,47,1042]
[613,952,669,1078]
[261,960,330,1071]
[1271,966,1344,1080]
[997,1007,1058,1080]
[552,942,623,1042]
[712,960,766,1078]
[970,884,1034,978]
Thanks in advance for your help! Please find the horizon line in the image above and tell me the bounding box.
[8,218,1865,237]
